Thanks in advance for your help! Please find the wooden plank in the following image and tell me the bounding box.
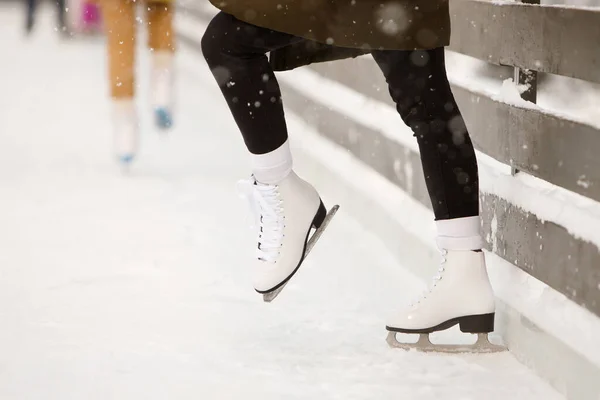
[452,85,600,203]
[449,0,600,83]
[480,193,600,316]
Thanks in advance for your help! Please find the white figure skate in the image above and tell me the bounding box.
[238,171,339,302]
[386,250,506,353]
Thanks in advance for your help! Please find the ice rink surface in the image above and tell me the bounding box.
[0,6,562,399]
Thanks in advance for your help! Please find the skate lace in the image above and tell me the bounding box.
[237,179,285,264]
[410,249,448,306]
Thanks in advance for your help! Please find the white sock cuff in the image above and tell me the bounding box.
[251,139,293,184]
[436,216,483,250]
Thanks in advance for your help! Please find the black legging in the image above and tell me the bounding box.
[201,12,479,221]
[26,0,66,32]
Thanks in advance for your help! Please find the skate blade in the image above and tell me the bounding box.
[263,205,340,303]
[386,332,507,354]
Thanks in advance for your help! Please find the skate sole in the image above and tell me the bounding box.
[259,204,340,302]
[386,332,506,354]
[386,313,507,353]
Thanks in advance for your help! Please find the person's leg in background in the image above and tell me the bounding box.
[372,49,496,340]
[201,12,303,157]
[201,12,328,297]
[147,1,176,129]
[25,0,37,34]
[25,0,67,36]
[56,0,67,34]
[100,0,138,165]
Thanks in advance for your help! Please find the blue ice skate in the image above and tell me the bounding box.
[118,153,135,164]
[154,107,173,130]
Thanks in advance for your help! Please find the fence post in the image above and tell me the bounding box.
[511,0,540,176]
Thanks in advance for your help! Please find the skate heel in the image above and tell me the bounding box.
[312,200,327,229]
[458,313,495,333]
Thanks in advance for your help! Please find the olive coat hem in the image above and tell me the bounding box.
[208,0,451,51]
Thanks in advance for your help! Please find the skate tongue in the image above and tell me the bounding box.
[409,249,448,306]
[254,185,284,263]
[237,179,260,229]
[236,177,275,218]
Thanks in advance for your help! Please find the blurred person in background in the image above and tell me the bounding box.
[79,0,103,34]
[25,0,67,35]
[100,0,176,166]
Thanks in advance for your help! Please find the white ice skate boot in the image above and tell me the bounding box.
[111,99,139,167]
[386,250,505,353]
[239,171,339,302]
[150,51,174,130]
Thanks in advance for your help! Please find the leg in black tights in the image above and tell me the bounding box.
[202,13,478,220]
[372,49,479,220]
[56,0,66,31]
[201,12,303,154]
[25,0,36,33]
